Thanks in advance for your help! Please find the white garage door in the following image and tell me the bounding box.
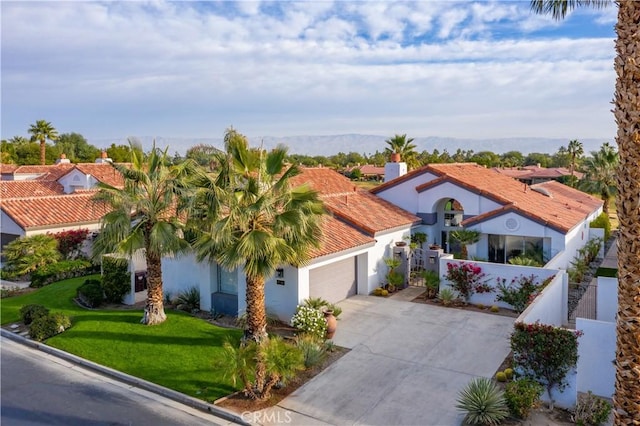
[309,257,357,304]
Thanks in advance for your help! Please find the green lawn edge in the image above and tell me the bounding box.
[1,275,242,401]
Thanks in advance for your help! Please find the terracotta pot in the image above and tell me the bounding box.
[324,310,337,340]
[390,153,401,163]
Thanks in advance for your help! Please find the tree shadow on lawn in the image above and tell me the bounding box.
[61,329,241,347]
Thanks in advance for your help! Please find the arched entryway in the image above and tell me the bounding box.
[437,198,464,253]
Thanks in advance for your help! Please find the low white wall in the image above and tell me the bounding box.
[576,318,616,399]
[162,252,213,311]
[542,368,578,410]
[597,277,618,323]
[516,272,567,327]
[439,258,560,311]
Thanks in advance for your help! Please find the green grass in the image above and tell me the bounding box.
[1,275,242,401]
[595,267,618,278]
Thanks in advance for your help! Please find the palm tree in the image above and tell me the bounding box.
[580,142,618,216]
[449,229,481,260]
[566,139,584,187]
[384,133,418,169]
[531,2,639,423]
[92,141,198,325]
[191,128,324,399]
[28,120,59,165]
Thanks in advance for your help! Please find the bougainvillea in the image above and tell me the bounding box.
[52,228,89,259]
[445,262,492,301]
[510,322,582,409]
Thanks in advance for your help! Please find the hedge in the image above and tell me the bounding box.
[30,260,99,288]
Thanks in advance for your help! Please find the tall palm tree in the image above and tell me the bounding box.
[566,139,584,187]
[191,128,324,399]
[384,133,418,169]
[28,120,59,165]
[92,142,198,325]
[531,1,639,423]
[580,142,618,216]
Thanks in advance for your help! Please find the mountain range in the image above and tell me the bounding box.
[91,135,610,157]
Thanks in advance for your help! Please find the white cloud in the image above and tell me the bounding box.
[0,1,617,145]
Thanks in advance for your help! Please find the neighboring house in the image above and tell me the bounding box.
[0,154,124,249]
[0,192,110,247]
[343,164,385,181]
[493,164,583,185]
[162,167,421,320]
[372,162,602,269]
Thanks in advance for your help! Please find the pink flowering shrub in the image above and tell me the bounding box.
[445,262,492,301]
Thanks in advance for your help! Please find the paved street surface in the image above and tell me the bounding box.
[1,336,229,426]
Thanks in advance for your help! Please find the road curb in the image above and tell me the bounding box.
[1,328,249,425]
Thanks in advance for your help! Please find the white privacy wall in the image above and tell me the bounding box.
[162,252,214,311]
[576,318,616,399]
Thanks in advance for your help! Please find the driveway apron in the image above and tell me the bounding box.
[256,295,515,426]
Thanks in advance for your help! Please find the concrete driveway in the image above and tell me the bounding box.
[257,295,515,426]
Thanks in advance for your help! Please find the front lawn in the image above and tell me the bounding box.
[0,275,242,401]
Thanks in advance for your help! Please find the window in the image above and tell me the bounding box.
[488,235,548,264]
[217,266,238,295]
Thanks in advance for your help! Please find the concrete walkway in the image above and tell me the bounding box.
[256,295,515,426]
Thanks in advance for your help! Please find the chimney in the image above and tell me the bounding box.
[95,151,113,164]
[384,154,407,183]
[56,153,71,165]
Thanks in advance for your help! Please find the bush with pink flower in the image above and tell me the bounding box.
[445,262,492,301]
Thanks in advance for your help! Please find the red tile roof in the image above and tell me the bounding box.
[292,167,421,236]
[72,163,125,188]
[493,166,584,180]
[0,164,19,174]
[309,216,375,258]
[15,164,75,181]
[0,181,64,199]
[1,193,110,230]
[374,163,602,233]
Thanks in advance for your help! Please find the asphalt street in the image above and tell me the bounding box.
[1,336,231,426]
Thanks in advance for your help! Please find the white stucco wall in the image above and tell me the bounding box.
[517,272,568,327]
[162,252,214,311]
[375,172,439,213]
[1,211,25,236]
[576,318,616,399]
[366,228,411,293]
[264,265,301,322]
[58,170,97,193]
[417,182,502,216]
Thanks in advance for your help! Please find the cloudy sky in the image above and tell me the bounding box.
[1,1,618,147]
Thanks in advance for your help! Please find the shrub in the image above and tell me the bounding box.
[101,257,130,304]
[176,286,200,312]
[30,259,98,288]
[490,305,500,312]
[508,255,542,267]
[302,297,342,319]
[51,228,89,259]
[438,288,458,306]
[495,274,542,313]
[295,334,327,368]
[77,279,105,308]
[573,391,612,426]
[29,312,71,341]
[3,234,61,277]
[20,304,50,325]
[510,322,582,409]
[590,212,611,240]
[456,377,509,425]
[445,262,492,301]
[504,378,543,419]
[291,305,327,339]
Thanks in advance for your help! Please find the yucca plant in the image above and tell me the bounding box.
[295,333,328,368]
[456,377,508,425]
[437,288,458,306]
[175,286,200,312]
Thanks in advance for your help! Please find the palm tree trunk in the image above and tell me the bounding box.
[40,138,46,165]
[613,2,640,424]
[244,273,268,395]
[141,249,167,325]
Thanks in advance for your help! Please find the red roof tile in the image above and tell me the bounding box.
[0,181,64,199]
[1,164,19,174]
[72,163,125,188]
[376,163,602,233]
[1,193,110,230]
[15,164,75,181]
[292,167,421,235]
[309,216,375,258]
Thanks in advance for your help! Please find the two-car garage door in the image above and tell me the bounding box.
[309,257,357,304]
